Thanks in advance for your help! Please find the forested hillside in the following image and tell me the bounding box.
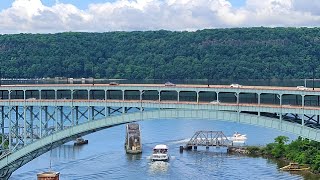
[0,27,319,80]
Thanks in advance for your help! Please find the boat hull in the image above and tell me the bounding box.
[74,140,88,146]
[151,154,169,162]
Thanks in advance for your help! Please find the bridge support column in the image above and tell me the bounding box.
[105,90,108,117]
[75,106,79,125]
[39,106,42,138]
[235,92,240,122]
[278,94,282,130]
[91,106,95,120]
[8,106,12,151]
[23,106,27,145]
[177,91,180,102]
[55,106,58,131]
[44,106,48,135]
[30,106,34,142]
[216,92,219,101]
[122,90,125,114]
[258,93,261,116]
[196,91,199,103]
[302,95,305,126]
[14,106,19,146]
[158,91,161,102]
[235,92,239,104]
[1,106,4,149]
[88,106,90,121]
[71,90,74,126]
[60,106,63,130]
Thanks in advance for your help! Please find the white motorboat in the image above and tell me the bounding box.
[151,144,169,161]
[228,132,247,142]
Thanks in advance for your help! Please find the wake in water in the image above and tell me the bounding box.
[148,161,170,173]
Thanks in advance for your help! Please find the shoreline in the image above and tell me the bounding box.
[228,145,320,179]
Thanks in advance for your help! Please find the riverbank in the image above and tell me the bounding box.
[229,136,320,178]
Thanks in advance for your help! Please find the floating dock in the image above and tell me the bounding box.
[125,123,142,154]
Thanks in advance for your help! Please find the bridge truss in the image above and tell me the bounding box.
[0,83,320,179]
[0,104,142,179]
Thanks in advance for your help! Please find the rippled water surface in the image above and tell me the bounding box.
[11,119,318,180]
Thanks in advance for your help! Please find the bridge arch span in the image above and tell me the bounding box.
[1,109,320,179]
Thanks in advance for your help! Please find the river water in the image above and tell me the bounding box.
[10,118,320,180]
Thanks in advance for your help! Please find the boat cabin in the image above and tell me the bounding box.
[153,144,168,153]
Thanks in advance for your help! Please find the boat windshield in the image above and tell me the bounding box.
[153,149,168,154]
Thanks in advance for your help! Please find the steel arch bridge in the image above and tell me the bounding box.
[1,83,320,179]
[1,109,319,179]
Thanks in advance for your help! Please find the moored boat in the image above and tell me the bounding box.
[151,144,169,161]
[125,123,142,154]
[74,137,88,146]
[228,132,247,142]
[37,171,60,180]
[280,163,310,171]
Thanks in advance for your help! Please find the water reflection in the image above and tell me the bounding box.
[126,153,142,161]
[50,143,86,160]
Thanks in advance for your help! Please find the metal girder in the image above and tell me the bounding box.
[186,131,231,148]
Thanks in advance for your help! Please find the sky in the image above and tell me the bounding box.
[0,0,319,34]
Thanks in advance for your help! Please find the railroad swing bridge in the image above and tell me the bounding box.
[0,84,320,179]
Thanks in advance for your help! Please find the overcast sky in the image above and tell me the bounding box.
[0,0,319,34]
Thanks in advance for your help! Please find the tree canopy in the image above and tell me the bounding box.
[0,27,319,80]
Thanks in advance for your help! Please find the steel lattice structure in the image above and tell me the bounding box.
[0,83,319,179]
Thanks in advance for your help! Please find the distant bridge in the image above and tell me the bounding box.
[0,83,320,179]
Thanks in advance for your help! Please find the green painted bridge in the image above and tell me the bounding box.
[0,83,320,179]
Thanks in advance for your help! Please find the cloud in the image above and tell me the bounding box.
[0,0,319,33]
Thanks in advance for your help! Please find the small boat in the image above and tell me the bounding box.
[280,163,310,171]
[74,137,88,146]
[228,132,247,142]
[151,144,170,161]
[37,171,60,180]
